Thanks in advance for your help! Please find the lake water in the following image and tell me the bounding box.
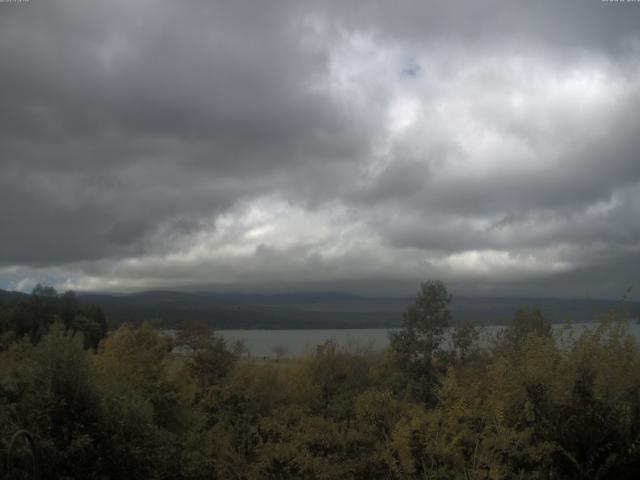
[219,321,640,358]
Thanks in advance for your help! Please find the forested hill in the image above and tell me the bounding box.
[67,289,640,329]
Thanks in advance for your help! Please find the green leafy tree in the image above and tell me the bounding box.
[499,307,552,354]
[177,321,213,353]
[190,334,237,390]
[451,321,479,362]
[389,280,452,404]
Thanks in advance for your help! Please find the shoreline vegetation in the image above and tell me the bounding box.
[2,282,640,479]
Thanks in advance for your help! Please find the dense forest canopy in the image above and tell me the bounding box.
[1,283,640,479]
[0,285,107,350]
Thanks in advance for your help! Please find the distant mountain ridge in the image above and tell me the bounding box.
[0,289,28,301]
[76,290,404,329]
[2,288,637,329]
[78,290,639,329]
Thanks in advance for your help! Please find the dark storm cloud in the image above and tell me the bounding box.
[315,0,640,57]
[1,0,639,297]
[0,0,374,262]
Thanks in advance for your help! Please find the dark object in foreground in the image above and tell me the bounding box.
[3,430,38,480]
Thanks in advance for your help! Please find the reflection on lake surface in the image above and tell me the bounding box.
[219,321,640,358]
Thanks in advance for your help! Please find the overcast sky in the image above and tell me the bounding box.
[1,0,639,298]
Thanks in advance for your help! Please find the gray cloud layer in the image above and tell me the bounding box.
[1,0,639,298]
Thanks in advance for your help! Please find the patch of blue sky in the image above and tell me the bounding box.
[0,270,68,293]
